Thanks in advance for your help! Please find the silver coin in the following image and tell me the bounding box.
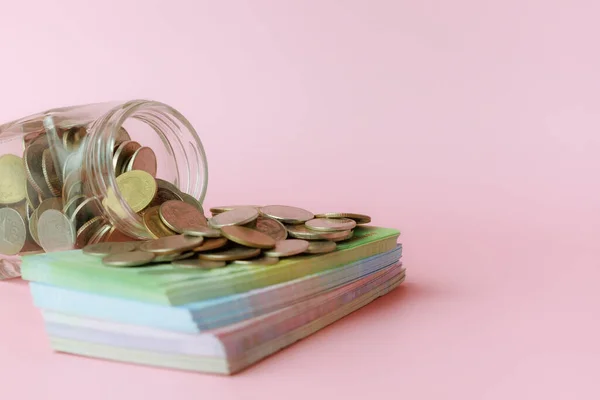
[255,216,288,241]
[305,217,356,232]
[263,239,310,258]
[37,210,75,252]
[83,241,138,257]
[0,208,26,255]
[112,140,141,176]
[304,240,337,254]
[102,251,156,267]
[209,206,259,228]
[182,226,222,238]
[259,205,314,224]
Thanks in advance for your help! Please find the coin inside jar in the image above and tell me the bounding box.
[220,225,276,249]
[124,146,157,177]
[159,200,208,233]
[113,140,142,176]
[24,143,52,198]
[0,208,26,255]
[36,210,75,253]
[41,149,61,197]
[0,154,27,205]
[259,205,314,225]
[115,170,157,213]
[138,235,204,255]
[209,206,259,228]
[305,217,356,232]
[102,251,156,268]
[263,239,310,258]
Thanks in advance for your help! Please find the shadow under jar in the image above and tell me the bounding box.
[0,100,208,279]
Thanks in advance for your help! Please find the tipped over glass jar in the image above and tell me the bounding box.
[0,100,208,279]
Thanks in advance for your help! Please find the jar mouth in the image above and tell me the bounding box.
[85,100,208,239]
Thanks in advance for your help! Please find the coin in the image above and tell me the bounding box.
[139,235,204,255]
[314,212,371,225]
[105,226,139,242]
[197,246,261,261]
[147,179,185,208]
[42,149,62,197]
[259,205,314,224]
[102,251,156,267]
[329,230,354,242]
[115,170,157,213]
[62,194,86,218]
[172,259,227,269]
[159,200,208,233]
[124,147,157,177]
[26,181,41,209]
[63,125,87,152]
[264,239,310,258]
[220,226,276,249]
[70,197,101,231]
[209,205,261,216]
[255,216,288,241]
[87,223,112,245]
[179,192,204,213]
[113,141,141,176]
[209,206,259,228]
[75,216,105,249]
[24,143,52,198]
[62,171,82,201]
[192,237,228,252]
[305,217,356,232]
[285,224,351,241]
[83,241,138,257]
[143,206,177,239]
[232,256,279,266]
[61,153,83,181]
[182,225,221,238]
[304,240,337,254]
[152,251,195,263]
[0,154,27,205]
[37,210,75,252]
[0,208,26,255]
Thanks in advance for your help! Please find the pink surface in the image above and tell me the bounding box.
[1,0,600,398]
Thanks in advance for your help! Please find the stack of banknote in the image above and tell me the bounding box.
[20,205,404,375]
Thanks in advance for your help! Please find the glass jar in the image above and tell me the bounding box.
[0,100,208,279]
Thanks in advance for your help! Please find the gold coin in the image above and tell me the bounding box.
[143,206,177,239]
[286,224,351,241]
[197,246,260,261]
[159,200,207,233]
[259,205,314,224]
[264,239,310,258]
[192,237,228,252]
[220,226,275,249]
[232,256,279,266]
[314,212,371,225]
[255,216,288,241]
[209,206,259,228]
[138,235,204,255]
[210,205,261,216]
[115,170,157,213]
[42,149,62,197]
[0,154,27,205]
[24,143,52,198]
[125,147,157,177]
[305,217,356,232]
[75,216,105,249]
[102,251,156,268]
[304,240,337,254]
[113,141,141,176]
[183,225,222,238]
[172,259,227,269]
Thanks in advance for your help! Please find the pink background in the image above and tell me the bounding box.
[2,0,600,398]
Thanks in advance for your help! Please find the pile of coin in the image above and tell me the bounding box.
[0,125,205,257]
[82,205,372,269]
